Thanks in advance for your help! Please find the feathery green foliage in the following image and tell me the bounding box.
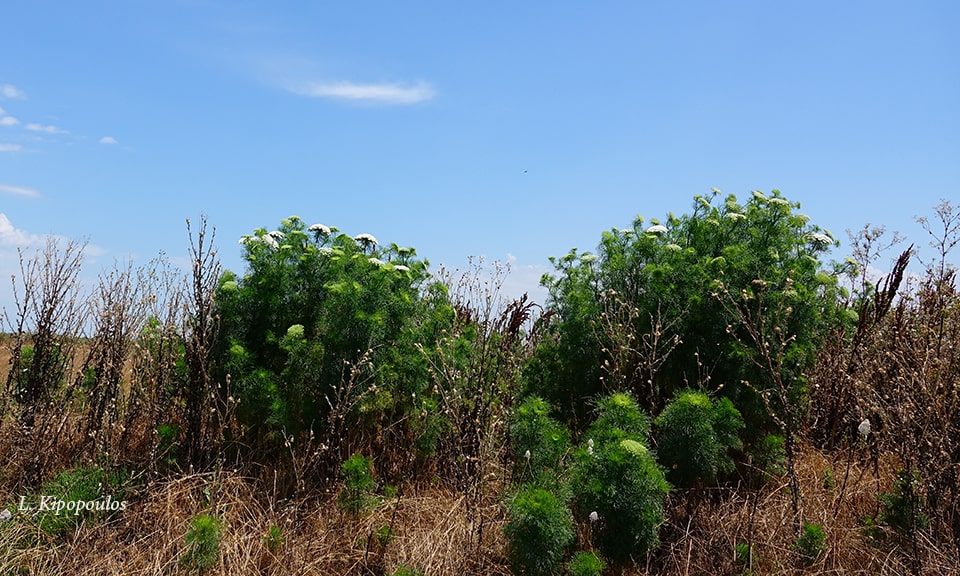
[504,486,575,576]
[655,389,744,487]
[528,190,843,435]
[180,513,222,573]
[509,396,570,487]
[575,392,669,564]
[214,216,452,456]
[338,453,378,516]
[794,521,826,566]
[567,550,605,576]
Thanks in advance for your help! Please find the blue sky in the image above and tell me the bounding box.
[1,1,958,311]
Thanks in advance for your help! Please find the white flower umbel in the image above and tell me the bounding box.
[318,246,334,256]
[807,232,834,247]
[368,257,386,268]
[858,418,871,438]
[309,223,331,236]
[261,234,279,250]
[354,233,378,247]
[268,230,285,240]
[645,224,669,234]
[393,264,410,273]
[587,438,594,456]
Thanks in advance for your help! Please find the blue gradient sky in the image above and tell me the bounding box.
[2,1,957,311]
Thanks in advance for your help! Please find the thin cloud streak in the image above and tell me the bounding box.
[0,144,22,152]
[0,184,40,197]
[99,136,118,144]
[26,123,67,135]
[1,84,26,99]
[293,81,435,104]
[0,116,20,126]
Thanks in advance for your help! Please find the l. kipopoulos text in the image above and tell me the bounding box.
[18,495,127,516]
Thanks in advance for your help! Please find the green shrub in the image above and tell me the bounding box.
[32,465,127,537]
[860,514,883,544]
[575,393,669,565]
[567,550,605,576]
[375,523,395,547]
[879,469,928,534]
[586,391,650,446]
[264,524,284,553]
[654,390,744,487]
[528,190,844,433]
[156,423,180,468]
[392,565,425,576]
[734,542,753,571]
[180,513,222,573]
[338,453,378,516]
[794,521,826,566]
[504,486,575,576]
[510,396,571,486]
[575,437,669,564]
[750,434,786,479]
[821,467,835,490]
[214,217,442,442]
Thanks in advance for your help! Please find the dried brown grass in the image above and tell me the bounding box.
[0,471,512,576]
[640,445,960,576]
[4,444,957,575]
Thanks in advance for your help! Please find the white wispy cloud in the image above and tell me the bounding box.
[293,80,435,104]
[0,144,22,152]
[0,213,44,247]
[26,123,68,135]
[0,184,40,197]
[1,116,20,126]
[99,136,118,144]
[1,84,26,99]
[502,253,550,305]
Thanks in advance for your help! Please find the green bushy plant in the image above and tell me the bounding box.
[879,469,928,534]
[264,524,284,553]
[575,392,669,565]
[567,550,605,576]
[214,216,442,443]
[31,465,128,537]
[794,521,826,566]
[156,423,180,469]
[338,453,378,516]
[527,190,844,433]
[503,485,575,576]
[180,513,222,573]
[734,542,753,572]
[586,391,650,445]
[654,389,744,487]
[375,523,395,547]
[750,434,786,480]
[510,396,571,486]
[392,565,425,576]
